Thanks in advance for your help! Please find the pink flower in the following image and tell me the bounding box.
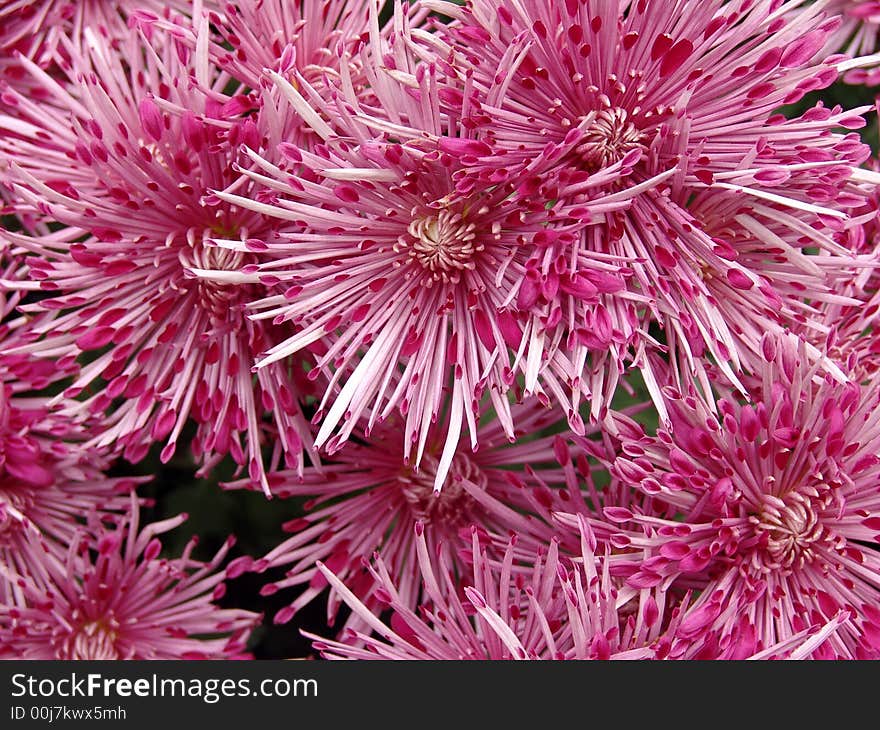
[225,400,601,629]
[308,516,845,660]
[604,333,880,658]
[0,22,316,491]
[423,0,871,421]
[0,499,258,659]
[211,1,631,469]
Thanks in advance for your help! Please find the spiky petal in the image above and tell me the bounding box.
[0,24,316,491]
[422,0,870,420]
[604,333,880,658]
[225,400,608,629]
[308,517,846,660]
[0,498,257,659]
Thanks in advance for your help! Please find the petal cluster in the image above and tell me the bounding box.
[1,0,879,661]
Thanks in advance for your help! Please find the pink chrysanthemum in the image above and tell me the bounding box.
[604,334,880,658]
[0,23,317,490]
[0,1,209,99]
[308,517,845,660]
[417,0,872,420]
[210,1,638,471]
[225,400,613,628]
[0,0,214,100]
[0,499,258,659]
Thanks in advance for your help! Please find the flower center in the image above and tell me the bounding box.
[749,490,842,573]
[576,107,645,171]
[398,452,487,528]
[400,209,483,284]
[61,618,121,660]
[181,236,251,323]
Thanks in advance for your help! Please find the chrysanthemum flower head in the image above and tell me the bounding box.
[208,0,643,476]
[225,399,605,629]
[414,0,872,422]
[606,333,880,658]
[0,498,258,659]
[0,0,213,101]
[308,515,845,660]
[0,21,317,491]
